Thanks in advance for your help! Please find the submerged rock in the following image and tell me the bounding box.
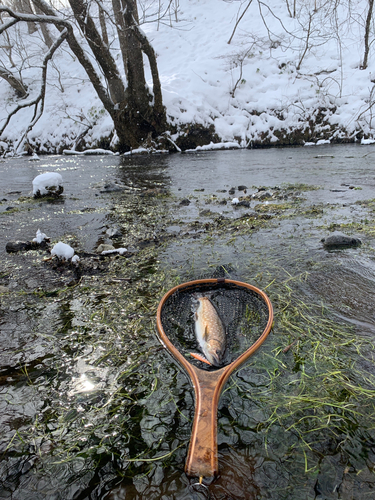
[321,232,361,249]
[179,198,191,206]
[100,182,125,193]
[253,190,273,200]
[236,200,251,208]
[106,227,122,239]
[6,241,33,253]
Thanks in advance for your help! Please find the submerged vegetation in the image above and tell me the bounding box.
[1,156,375,498]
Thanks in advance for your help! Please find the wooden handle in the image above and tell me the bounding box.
[185,366,225,478]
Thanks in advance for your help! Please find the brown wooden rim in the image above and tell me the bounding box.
[156,277,273,384]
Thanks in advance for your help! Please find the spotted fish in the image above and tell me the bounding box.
[191,296,226,366]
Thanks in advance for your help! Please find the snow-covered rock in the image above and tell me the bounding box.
[32,172,63,197]
[51,242,75,260]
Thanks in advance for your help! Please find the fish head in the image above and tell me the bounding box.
[205,339,225,367]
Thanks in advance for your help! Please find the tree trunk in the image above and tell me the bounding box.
[98,5,108,47]
[68,0,126,105]
[18,0,38,34]
[123,0,149,113]
[34,4,53,48]
[0,66,28,97]
[362,0,374,69]
[111,0,129,77]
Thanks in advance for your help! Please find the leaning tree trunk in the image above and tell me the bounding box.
[0,66,28,97]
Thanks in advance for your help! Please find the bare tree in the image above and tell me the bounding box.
[0,0,167,151]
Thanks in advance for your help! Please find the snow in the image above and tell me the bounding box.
[101,248,128,255]
[1,0,375,150]
[62,149,118,155]
[33,229,48,243]
[32,172,63,196]
[51,242,75,260]
[231,198,240,205]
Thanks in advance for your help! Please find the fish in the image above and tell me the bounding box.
[191,296,226,367]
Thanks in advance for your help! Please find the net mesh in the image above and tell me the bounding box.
[159,268,270,370]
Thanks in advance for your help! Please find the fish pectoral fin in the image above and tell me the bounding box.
[189,352,212,365]
[203,325,209,341]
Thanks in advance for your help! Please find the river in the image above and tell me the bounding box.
[1,144,375,499]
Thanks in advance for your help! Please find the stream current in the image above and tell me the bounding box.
[1,145,375,499]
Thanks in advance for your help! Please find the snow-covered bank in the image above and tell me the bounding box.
[0,0,374,153]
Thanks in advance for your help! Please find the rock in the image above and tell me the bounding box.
[96,244,115,253]
[321,232,361,249]
[32,172,64,198]
[0,286,9,293]
[6,241,33,253]
[106,227,122,239]
[100,182,125,193]
[228,187,236,195]
[253,191,272,200]
[238,185,248,191]
[199,209,212,217]
[236,200,251,207]
[179,198,191,206]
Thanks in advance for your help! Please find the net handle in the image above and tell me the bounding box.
[156,278,273,477]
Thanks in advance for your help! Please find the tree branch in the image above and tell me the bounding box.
[68,0,126,104]
[31,0,115,113]
[0,28,68,148]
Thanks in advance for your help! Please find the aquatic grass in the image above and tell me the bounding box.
[225,268,375,473]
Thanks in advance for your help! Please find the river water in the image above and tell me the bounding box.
[1,145,375,499]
